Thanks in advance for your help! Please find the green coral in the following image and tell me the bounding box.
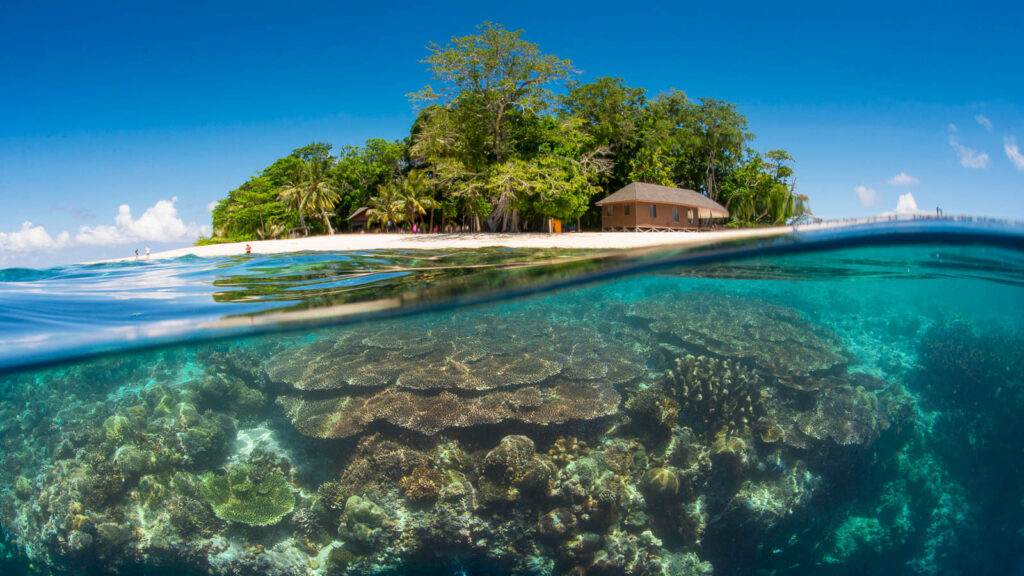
[200,464,295,526]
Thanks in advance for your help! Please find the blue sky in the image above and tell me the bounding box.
[1,0,1021,267]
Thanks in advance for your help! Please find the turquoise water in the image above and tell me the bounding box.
[1,221,1023,576]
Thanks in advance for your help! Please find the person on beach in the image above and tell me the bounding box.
[245,244,252,254]
[135,249,139,259]
[145,247,150,259]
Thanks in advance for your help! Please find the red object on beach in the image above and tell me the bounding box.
[245,244,252,254]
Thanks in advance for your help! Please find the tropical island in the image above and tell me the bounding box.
[201,23,809,245]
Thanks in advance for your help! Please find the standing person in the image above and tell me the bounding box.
[145,246,150,259]
[245,244,252,255]
[134,249,139,259]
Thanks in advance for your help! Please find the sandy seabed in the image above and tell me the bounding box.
[128,227,798,261]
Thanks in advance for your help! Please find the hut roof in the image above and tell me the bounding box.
[595,182,729,218]
[347,207,369,221]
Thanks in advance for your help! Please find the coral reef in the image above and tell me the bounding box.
[277,379,620,438]
[266,306,645,439]
[200,454,295,526]
[627,291,847,388]
[0,284,1008,576]
[665,354,763,439]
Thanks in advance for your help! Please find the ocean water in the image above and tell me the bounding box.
[1,220,1022,576]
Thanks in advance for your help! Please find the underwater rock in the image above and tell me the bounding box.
[823,515,889,564]
[113,444,153,477]
[167,495,221,537]
[916,317,1024,409]
[200,460,295,527]
[102,414,135,443]
[763,374,892,448]
[332,434,429,502]
[537,506,578,540]
[796,382,888,445]
[479,435,556,506]
[731,460,820,527]
[341,495,387,548]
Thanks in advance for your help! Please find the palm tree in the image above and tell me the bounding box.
[279,157,341,235]
[365,182,405,232]
[302,158,341,235]
[395,170,439,231]
[279,182,308,230]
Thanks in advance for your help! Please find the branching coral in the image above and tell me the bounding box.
[665,354,764,439]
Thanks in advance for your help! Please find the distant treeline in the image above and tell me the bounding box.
[204,23,809,243]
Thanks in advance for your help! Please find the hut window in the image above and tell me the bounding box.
[606,205,613,216]
[688,209,694,224]
[673,206,679,222]
[649,204,657,218]
[625,204,630,215]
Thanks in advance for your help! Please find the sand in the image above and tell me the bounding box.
[126,227,798,262]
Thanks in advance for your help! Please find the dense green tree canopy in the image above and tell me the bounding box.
[202,22,809,243]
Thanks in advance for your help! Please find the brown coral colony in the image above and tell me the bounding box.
[268,306,640,438]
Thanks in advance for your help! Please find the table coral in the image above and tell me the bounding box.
[200,461,295,526]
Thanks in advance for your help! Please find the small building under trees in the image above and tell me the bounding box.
[595,182,729,231]
[347,206,370,231]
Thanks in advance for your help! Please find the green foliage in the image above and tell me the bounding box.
[280,145,342,234]
[627,147,674,187]
[204,22,809,238]
[332,139,407,224]
[410,21,575,163]
[210,176,295,241]
[719,149,808,225]
[394,170,439,229]
[365,180,406,230]
[200,463,294,527]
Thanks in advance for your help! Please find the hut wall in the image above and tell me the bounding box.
[601,202,638,230]
[604,202,700,230]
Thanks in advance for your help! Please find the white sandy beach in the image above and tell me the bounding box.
[122,227,799,262]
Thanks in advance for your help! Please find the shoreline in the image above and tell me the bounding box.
[101,227,798,262]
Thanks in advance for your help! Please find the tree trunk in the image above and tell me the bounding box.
[321,210,334,235]
[705,149,717,202]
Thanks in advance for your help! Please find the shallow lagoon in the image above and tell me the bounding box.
[1,221,1022,575]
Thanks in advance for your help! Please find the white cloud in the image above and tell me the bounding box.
[207,200,219,213]
[1004,137,1024,171]
[887,172,919,186]
[76,197,210,246]
[895,192,924,215]
[855,185,878,207]
[948,128,990,168]
[975,114,993,131]
[0,222,71,252]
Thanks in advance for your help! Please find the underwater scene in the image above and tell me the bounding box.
[1,222,1023,576]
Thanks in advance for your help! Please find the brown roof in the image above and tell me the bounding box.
[347,206,370,221]
[595,182,729,218]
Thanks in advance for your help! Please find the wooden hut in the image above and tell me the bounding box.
[347,207,370,231]
[595,182,729,231]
